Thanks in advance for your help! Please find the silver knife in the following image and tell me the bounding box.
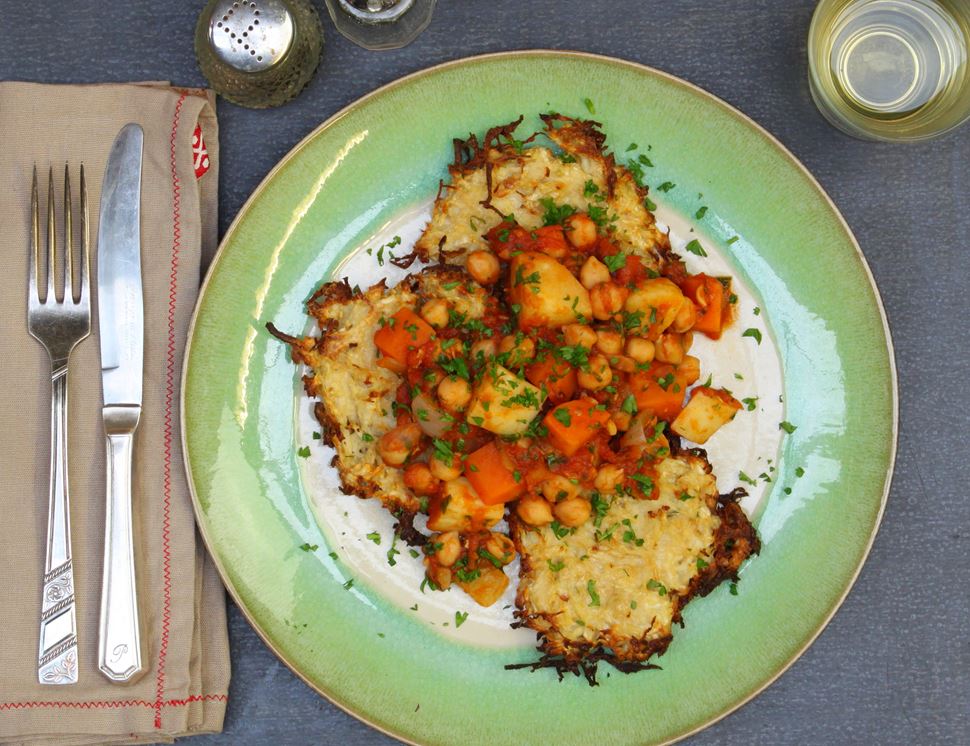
[96,123,145,682]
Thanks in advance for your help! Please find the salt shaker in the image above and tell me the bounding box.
[195,0,323,109]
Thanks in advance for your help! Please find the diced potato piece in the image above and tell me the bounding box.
[671,387,742,444]
[466,364,545,436]
[427,478,504,532]
[457,565,510,607]
[508,251,592,328]
[624,279,686,339]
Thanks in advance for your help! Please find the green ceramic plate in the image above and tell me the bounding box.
[182,51,896,745]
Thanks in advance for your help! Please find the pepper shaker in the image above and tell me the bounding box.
[195,0,323,109]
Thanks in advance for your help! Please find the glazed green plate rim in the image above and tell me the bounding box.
[182,50,897,745]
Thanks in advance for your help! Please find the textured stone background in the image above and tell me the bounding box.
[2,0,967,743]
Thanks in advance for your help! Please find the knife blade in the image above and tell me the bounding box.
[96,122,145,683]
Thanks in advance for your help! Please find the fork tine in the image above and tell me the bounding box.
[47,166,57,302]
[64,164,76,303]
[79,163,89,304]
[29,165,39,303]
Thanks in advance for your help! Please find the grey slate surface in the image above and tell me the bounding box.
[2,0,968,743]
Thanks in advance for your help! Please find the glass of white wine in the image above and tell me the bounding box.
[808,0,970,140]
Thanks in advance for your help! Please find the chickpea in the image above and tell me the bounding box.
[590,282,629,321]
[610,354,636,373]
[594,464,625,492]
[611,410,633,432]
[654,332,686,365]
[437,376,472,412]
[377,423,423,467]
[420,298,450,329]
[516,495,554,526]
[682,331,694,352]
[565,213,598,250]
[484,533,516,565]
[435,531,462,567]
[540,475,581,503]
[580,255,611,289]
[403,462,440,496]
[606,420,618,436]
[554,497,592,528]
[562,323,597,349]
[625,336,655,364]
[679,355,702,386]
[498,334,536,367]
[466,250,501,285]
[577,353,613,391]
[595,329,623,356]
[470,338,497,364]
[430,454,463,482]
[672,298,698,333]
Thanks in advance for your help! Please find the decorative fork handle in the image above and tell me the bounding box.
[97,405,143,682]
[38,363,79,685]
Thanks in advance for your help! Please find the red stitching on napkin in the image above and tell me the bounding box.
[154,90,187,729]
[0,694,228,712]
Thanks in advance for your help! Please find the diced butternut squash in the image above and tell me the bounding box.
[508,252,592,328]
[466,364,545,436]
[671,386,742,444]
[543,397,611,456]
[456,565,509,607]
[627,361,689,422]
[525,356,577,404]
[427,478,504,533]
[373,308,435,365]
[464,442,526,506]
[623,278,685,339]
[679,274,730,340]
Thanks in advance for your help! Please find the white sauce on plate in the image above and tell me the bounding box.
[297,198,784,648]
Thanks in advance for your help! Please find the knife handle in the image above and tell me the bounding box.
[98,406,143,682]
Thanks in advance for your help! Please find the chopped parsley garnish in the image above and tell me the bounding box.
[547,559,566,573]
[656,181,676,192]
[366,531,381,545]
[729,582,739,596]
[621,395,638,415]
[739,471,757,485]
[630,474,654,494]
[539,197,577,226]
[795,466,806,478]
[626,142,638,152]
[779,420,797,434]
[644,196,657,211]
[386,534,401,566]
[297,446,311,458]
[657,372,674,391]
[360,432,375,442]
[312,431,321,440]
[583,97,596,114]
[754,306,761,316]
[742,397,758,411]
[553,407,572,427]
[583,179,599,197]
[696,557,710,570]
[455,611,469,628]
[695,206,708,219]
[550,520,573,539]
[342,579,354,590]
[299,543,318,552]
[432,438,455,467]
[590,493,610,526]
[557,344,590,369]
[586,579,601,607]
[684,239,708,257]
[647,578,667,596]
[743,327,763,344]
[603,253,627,273]
[438,356,470,381]
[726,235,740,245]
[638,153,654,168]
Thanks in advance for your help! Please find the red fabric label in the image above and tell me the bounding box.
[192,123,210,179]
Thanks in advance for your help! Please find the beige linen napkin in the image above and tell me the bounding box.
[0,82,229,744]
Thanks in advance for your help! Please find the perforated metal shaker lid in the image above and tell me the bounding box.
[205,0,294,72]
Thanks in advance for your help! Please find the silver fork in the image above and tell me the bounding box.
[28,164,90,685]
